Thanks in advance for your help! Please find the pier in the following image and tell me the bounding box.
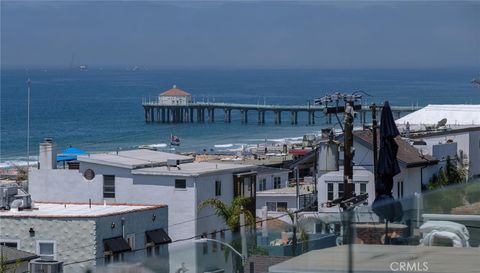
[142,101,421,125]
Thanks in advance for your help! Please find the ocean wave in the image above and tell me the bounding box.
[0,160,38,169]
[214,144,234,148]
[267,137,303,143]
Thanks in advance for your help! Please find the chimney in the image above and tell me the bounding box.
[39,138,57,170]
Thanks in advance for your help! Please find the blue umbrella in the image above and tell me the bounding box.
[57,147,87,161]
[372,101,403,223]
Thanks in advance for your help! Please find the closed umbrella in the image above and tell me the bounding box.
[372,101,403,243]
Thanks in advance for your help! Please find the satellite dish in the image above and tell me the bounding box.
[83,169,95,181]
[436,118,447,128]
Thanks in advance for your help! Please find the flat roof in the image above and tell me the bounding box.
[257,187,311,196]
[77,149,193,169]
[269,245,480,273]
[0,202,165,219]
[256,166,291,176]
[132,162,256,177]
[396,104,480,126]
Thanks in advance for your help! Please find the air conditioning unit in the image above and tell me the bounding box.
[0,184,32,210]
[29,259,63,273]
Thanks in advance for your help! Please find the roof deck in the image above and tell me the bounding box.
[131,161,256,177]
[77,149,194,169]
[0,202,165,218]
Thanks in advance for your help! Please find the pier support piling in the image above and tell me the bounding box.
[274,111,282,125]
[290,111,298,125]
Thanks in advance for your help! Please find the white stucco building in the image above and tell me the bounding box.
[408,126,480,180]
[256,166,290,192]
[158,85,192,106]
[317,130,439,217]
[29,141,258,273]
[396,105,480,179]
[0,202,169,273]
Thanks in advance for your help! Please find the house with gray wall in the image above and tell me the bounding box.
[0,202,169,273]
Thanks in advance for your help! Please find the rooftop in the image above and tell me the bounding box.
[354,130,438,168]
[396,104,480,126]
[256,166,291,176]
[77,149,193,169]
[269,244,480,273]
[257,186,311,196]
[0,202,165,218]
[159,86,191,97]
[132,161,256,177]
[0,246,38,264]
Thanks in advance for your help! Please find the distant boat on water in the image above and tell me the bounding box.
[472,78,480,87]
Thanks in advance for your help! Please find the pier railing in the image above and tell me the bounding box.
[142,100,422,125]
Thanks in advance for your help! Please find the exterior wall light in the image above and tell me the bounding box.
[152,214,156,222]
[111,222,116,229]
[29,228,35,237]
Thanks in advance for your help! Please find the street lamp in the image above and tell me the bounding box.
[195,238,246,266]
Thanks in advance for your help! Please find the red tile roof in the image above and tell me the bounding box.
[160,86,191,97]
[288,149,311,156]
[353,130,438,168]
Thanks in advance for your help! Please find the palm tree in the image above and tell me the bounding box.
[198,197,256,272]
[280,209,310,256]
[198,196,255,232]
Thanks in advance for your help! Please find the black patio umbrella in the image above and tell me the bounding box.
[372,101,403,224]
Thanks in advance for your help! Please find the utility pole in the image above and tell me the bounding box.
[343,103,354,201]
[343,102,355,273]
[26,79,31,191]
[370,104,378,186]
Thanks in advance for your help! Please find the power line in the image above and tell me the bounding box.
[62,210,296,267]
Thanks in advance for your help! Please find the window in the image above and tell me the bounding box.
[266,202,277,211]
[175,179,186,189]
[360,183,367,195]
[266,202,288,212]
[277,202,288,211]
[36,241,56,261]
[215,180,222,196]
[106,253,124,264]
[338,183,344,199]
[259,178,267,191]
[0,240,18,249]
[273,177,282,189]
[103,175,115,198]
[327,183,334,201]
[147,245,164,257]
[127,234,135,250]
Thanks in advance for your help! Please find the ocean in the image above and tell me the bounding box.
[1,67,479,166]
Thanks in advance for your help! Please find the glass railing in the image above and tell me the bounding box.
[91,179,480,273]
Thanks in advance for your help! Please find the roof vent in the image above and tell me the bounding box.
[173,84,177,89]
[167,159,180,167]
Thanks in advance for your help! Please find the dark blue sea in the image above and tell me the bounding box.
[1,67,479,165]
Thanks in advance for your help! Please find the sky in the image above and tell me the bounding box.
[1,1,479,69]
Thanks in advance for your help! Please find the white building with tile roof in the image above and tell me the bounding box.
[158,85,192,105]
